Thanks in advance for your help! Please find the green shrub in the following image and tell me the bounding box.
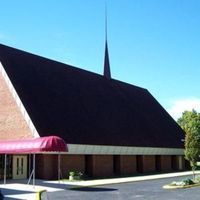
[168,178,194,187]
[69,171,83,180]
[69,171,75,177]
[182,178,194,185]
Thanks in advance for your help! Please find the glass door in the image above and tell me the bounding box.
[12,155,27,179]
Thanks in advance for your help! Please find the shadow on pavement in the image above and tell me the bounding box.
[1,179,77,190]
[32,179,80,190]
[70,187,118,192]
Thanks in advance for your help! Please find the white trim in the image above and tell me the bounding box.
[66,144,184,155]
[0,62,39,138]
[6,145,184,155]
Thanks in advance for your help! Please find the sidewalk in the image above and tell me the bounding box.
[62,170,200,187]
[0,171,199,199]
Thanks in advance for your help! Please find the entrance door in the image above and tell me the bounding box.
[12,155,27,179]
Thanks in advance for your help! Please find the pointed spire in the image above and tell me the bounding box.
[103,2,111,80]
[104,40,111,79]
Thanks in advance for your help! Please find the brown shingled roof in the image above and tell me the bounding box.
[0,44,184,148]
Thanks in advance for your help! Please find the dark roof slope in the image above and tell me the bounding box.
[0,44,184,148]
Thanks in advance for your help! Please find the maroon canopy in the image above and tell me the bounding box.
[0,136,67,154]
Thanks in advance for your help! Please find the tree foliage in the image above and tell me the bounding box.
[177,110,200,135]
[177,110,200,177]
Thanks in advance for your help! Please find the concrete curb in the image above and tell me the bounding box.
[163,183,200,189]
[61,171,200,187]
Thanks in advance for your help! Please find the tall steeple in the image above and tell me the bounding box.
[103,3,111,80]
[104,40,111,79]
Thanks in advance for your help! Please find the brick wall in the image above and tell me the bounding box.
[160,155,172,171]
[87,155,113,177]
[61,155,85,179]
[35,154,185,179]
[171,155,178,170]
[36,154,85,180]
[172,155,185,170]
[36,155,58,180]
[114,155,137,175]
[0,72,32,140]
[142,155,156,173]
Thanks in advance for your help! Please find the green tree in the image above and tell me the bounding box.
[177,110,200,179]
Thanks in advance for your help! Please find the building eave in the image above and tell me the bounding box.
[66,144,184,155]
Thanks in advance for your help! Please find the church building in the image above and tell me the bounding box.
[0,43,185,180]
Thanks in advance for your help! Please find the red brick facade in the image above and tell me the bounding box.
[36,154,58,179]
[85,155,114,177]
[139,155,156,173]
[172,155,185,170]
[114,155,137,175]
[34,154,185,180]
[160,155,172,171]
[35,154,85,180]
[155,155,172,172]
[61,155,85,178]
[0,72,32,140]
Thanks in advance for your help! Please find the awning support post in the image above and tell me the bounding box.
[27,154,36,188]
[33,154,35,187]
[4,154,7,184]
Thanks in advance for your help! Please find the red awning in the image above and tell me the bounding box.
[0,136,68,154]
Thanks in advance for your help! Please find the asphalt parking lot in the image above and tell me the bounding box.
[48,175,200,200]
[1,172,200,200]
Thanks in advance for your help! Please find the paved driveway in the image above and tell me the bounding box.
[48,176,200,200]
[1,173,200,199]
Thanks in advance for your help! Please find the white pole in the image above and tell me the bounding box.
[33,154,35,187]
[4,154,7,184]
[27,169,34,185]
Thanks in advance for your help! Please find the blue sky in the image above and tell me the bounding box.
[1,0,200,119]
